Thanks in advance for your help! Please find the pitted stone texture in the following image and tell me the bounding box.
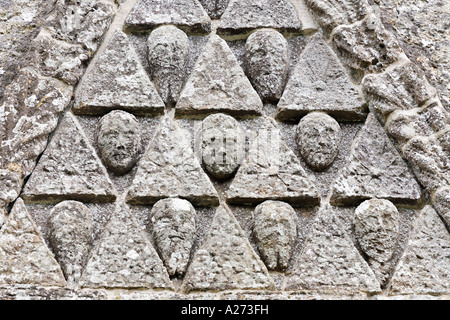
[362,62,437,120]
[182,204,274,292]
[276,36,366,121]
[79,203,173,289]
[125,0,211,34]
[0,69,73,177]
[226,117,320,206]
[217,0,302,36]
[147,26,190,107]
[245,29,289,102]
[390,206,450,295]
[198,0,229,19]
[151,198,196,277]
[97,111,141,176]
[45,0,116,53]
[22,113,117,204]
[126,117,219,206]
[304,0,370,35]
[330,114,422,206]
[0,170,22,225]
[73,31,164,116]
[285,208,381,293]
[199,113,245,180]
[0,199,67,287]
[253,201,297,271]
[433,186,450,227]
[296,112,341,171]
[176,35,263,118]
[48,201,93,285]
[332,14,404,76]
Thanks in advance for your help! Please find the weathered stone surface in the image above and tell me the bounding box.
[48,201,93,285]
[22,113,117,204]
[330,114,422,205]
[0,199,67,286]
[97,111,141,176]
[79,203,173,289]
[0,286,107,300]
[245,29,289,102]
[432,186,450,227]
[253,201,297,271]
[0,170,23,226]
[217,0,302,36]
[285,207,381,293]
[151,198,196,277]
[332,14,404,76]
[124,0,211,34]
[182,204,274,292]
[0,68,73,177]
[126,117,219,206]
[296,112,341,171]
[362,62,437,119]
[390,206,450,295]
[45,0,116,53]
[276,35,366,121]
[147,26,190,107]
[198,0,230,19]
[176,34,263,118]
[198,113,245,180]
[73,31,164,116]
[227,117,320,206]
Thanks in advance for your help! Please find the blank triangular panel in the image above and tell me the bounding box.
[182,204,274,292]
[79,203,173,289]
[0,199,67,286]
[277,36,366,121]
[126,117,219,206]
[124,0,211,34]
[390,206,450,295]
[226,117,320,206]
[175,34,263,118]
[73,31,165,116]
[284,207,381,293]
[217,0,302,36]
[330,114,422,206]
[22,113,117,203]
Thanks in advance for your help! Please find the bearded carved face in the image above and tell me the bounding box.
[97,110,141,175]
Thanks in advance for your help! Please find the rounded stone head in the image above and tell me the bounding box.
[97,110,141,175]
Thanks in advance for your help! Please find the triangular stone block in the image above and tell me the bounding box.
[217,0,302,36]
[124,0,211,34]
[22,113,117,203]
[73,31,165,116]
[276,35,366,121]
[79,203,173,289]
[226,117,320,206]
[389,206,450,295]
[175,34,263,118]
[126,117,220,206]
[0,199,67,286]
[182,204,275,292]
[285,207,381,293]
[330,114,422,206]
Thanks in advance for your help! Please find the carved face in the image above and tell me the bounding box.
[97,111,141,175]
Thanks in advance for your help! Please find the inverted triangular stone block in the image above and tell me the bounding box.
[124,0,211,34]
[73,31,165,116]
[285,207,381,293]
[126,117,219,206]
[175,34,263,118]
[182,204,275,292]
[330,114,422,206]
[389,206,450,295]
[217,0,302,36]
[22,113,117,204]
[0,199,67,286]
[276,35,366,121]
[226,117,320,206]
[79,203,173,289]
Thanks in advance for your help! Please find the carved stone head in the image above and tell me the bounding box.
[97,110,141,175]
